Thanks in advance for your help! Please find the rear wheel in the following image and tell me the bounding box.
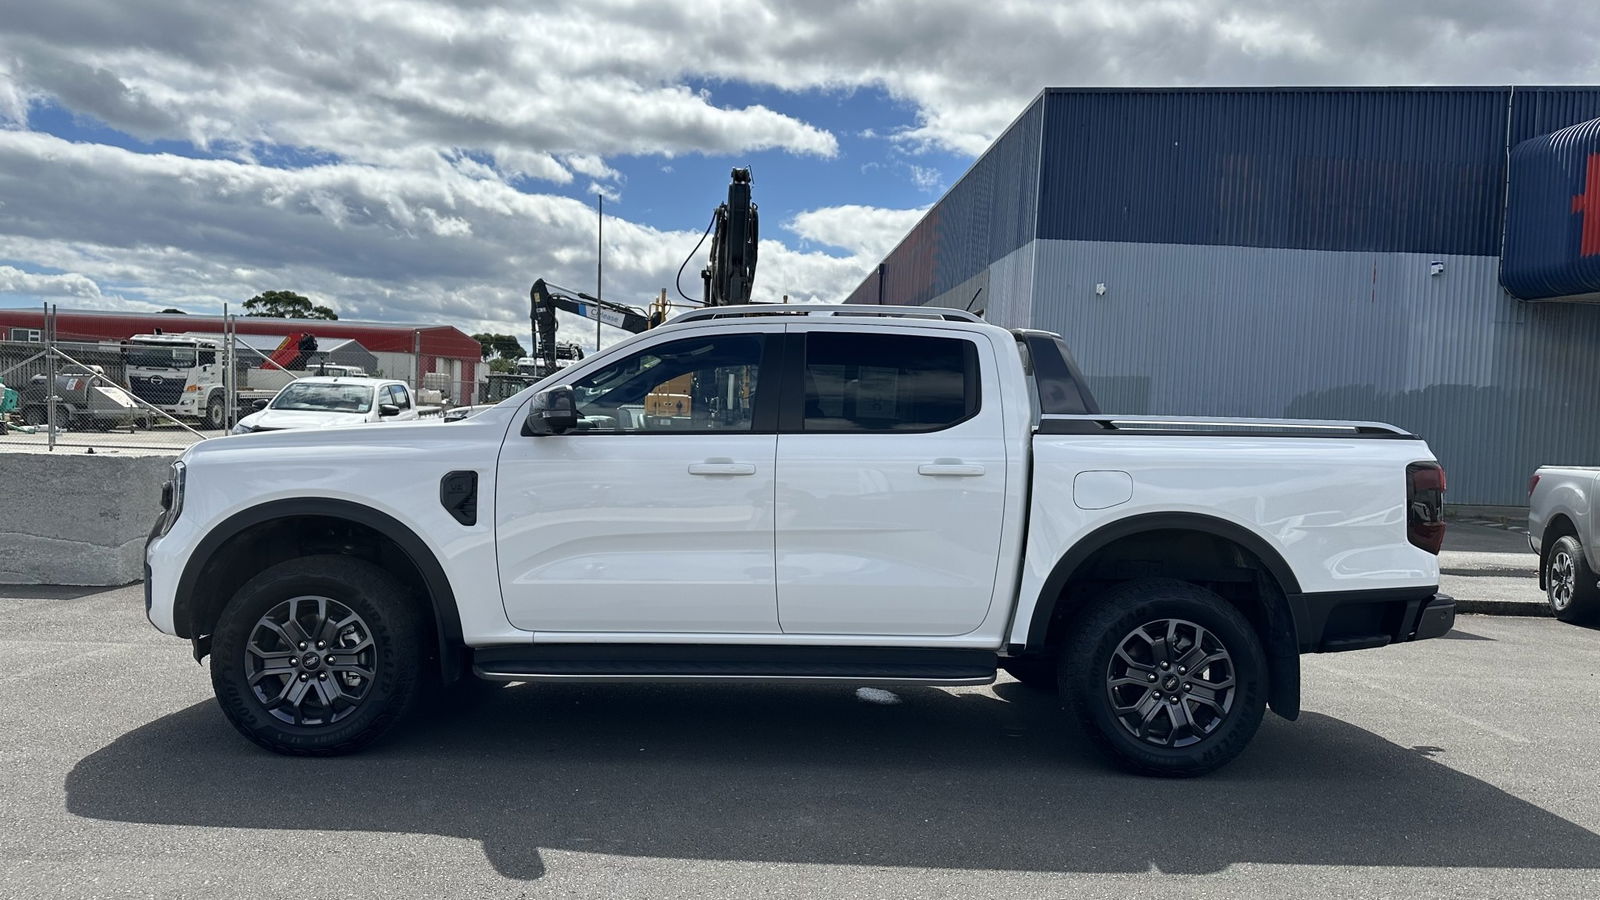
[21,405,45,427]
[1061,579,1266,777]
[210,555,427,755]
[1546,535,1600,624]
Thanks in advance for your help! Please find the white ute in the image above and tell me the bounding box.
[231,377,420,434]
[145,305,1455,776]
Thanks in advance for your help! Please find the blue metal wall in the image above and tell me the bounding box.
[1037,88,1600,256]
[848,86,1600,304]
[845,97,1043,307]
[1503,115,1600,300]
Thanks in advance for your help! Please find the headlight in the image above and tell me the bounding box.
[230,422,254,435]
[157,460,186,536]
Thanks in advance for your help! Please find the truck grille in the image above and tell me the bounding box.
[129,376,184,406]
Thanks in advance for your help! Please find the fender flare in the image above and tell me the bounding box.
[1022,511,1303,719]
[174,497,464,672]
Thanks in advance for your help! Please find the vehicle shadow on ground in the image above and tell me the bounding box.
[65,681,1600,880]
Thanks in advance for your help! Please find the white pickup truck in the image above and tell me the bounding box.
[144,305,1454,776]
[1528,467,1600,623]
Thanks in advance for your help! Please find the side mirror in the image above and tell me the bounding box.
[378,403,401,417]
[524,386,579,435]
[252,398,269,410]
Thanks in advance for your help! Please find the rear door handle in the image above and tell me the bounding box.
[918,461,986,477]
[688,459,757,476]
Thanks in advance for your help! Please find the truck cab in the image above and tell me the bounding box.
[124,334,230,429]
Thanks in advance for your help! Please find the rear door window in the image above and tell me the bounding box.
[798,332,978,433]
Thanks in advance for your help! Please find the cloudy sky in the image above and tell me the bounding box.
[2,0,1598,349]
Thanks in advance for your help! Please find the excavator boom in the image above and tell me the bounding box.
[701,168,758,307]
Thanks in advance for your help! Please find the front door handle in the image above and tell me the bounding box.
[918,461,986,477]
[689,459,757,476]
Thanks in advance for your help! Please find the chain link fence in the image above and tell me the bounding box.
[0,336,210,452]
[1,307,473,452]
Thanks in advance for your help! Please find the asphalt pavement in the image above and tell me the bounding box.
[3,543,1597,899]
[1440,520,1548,616]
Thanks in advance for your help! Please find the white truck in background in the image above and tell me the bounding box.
[124,333,258,429]
[123,332,368,429]
[1528,467,1600,623]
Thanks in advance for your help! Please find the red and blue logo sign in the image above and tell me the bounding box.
[1502,125,1600,299]
[1572,152,1600,258]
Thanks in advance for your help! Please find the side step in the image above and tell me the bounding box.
[472,644,998,685]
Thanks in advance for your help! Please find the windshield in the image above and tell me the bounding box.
[126,346,197,369]
[270,382,374,413]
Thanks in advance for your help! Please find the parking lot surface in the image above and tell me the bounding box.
[2,577,1597,899]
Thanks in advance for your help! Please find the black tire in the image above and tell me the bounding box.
[210,555,427,756]
[21,405,45,427]
[1060,579,1267,778]
[1000,657,1059,691]
[1545,535,1600,624]
[203,393,226,430]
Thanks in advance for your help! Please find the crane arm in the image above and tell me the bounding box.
[701,167,758,306]
[530,279,652,374]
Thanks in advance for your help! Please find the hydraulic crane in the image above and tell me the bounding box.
[700,167,758,307]
[528,279,662,378]
[524,167,760,378]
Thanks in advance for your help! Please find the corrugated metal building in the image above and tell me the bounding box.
[847,87,1600,506]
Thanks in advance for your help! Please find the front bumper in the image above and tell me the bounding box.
[1292,588,1456,653]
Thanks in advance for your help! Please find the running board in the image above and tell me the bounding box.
[472,644,998,685]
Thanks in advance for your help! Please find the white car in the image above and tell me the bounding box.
[231,377,419,434]
[148,304,1452,776]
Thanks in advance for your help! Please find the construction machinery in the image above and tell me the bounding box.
[525,167,761,370]
[700,167,758,307]
[527,280,664,378]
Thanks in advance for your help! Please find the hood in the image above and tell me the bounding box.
[240,408,371,431]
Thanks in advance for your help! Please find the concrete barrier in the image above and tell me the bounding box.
[1,447,177,585]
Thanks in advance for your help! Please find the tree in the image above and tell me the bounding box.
[158,308,187,314]
[488,357,515,373]
[243,290,338,320]
[471,332,527,361]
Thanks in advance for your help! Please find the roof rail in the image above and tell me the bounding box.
[671,304,983,324]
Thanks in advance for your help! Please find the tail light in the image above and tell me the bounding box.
[1528,473,1541,497]
[1407,462,1446,554]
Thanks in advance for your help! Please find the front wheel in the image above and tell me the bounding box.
[203,393,226,430]
[1546,535,1600,624]
[210,555,427,755]
[1061,579,1267,777]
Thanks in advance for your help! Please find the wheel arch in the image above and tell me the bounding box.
[1538,513,1580,591]
[174,497,465,679]
[1023,511,1303,720]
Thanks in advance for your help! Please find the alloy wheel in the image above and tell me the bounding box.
[1550,551,1575,612]
[245,595,377,726]
[1105,618,1235,748]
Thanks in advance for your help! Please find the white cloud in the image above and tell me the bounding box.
[5,1,1593,162]
[0,132,886,351]
[567,154,621,181]
[4,0,1598,341]
[787,205,928,260]
[0,264,103,299]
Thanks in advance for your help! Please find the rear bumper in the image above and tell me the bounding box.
[1290,587,1455,653]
